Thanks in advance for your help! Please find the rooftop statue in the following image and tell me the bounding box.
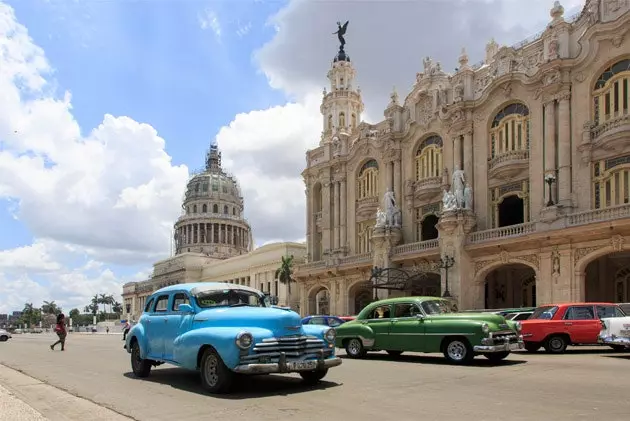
[333,21,349,49]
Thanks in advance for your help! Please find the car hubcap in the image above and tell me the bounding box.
[447,341,466,361]
[550,338,563,350]
[204,355,219,386]
[348,339,361,355]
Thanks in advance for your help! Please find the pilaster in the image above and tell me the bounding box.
[370,226,403,300]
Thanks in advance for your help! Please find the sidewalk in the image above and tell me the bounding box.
[0,384,47,421]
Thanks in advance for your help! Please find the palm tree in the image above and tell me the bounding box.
[275,255,295,307]
[98,294,108,315]
[112,301,122,315]
[41,301,60,315]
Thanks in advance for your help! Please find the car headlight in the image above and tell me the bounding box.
[481,323,490,335]
[324,328,336,343]
[235,331,253,350]
[514,321,522,332]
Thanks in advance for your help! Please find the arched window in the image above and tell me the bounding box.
[202,204,207,213]
[339,112,346,127]
[489,103,530,158]
[212,204,218,213]
[193,205,197,213]
[356,221,374,253]
[415,135,443,181]
[593,58,630,125]
[224,205,228,214]
[592,154,630,209]
[186,206,190,214]
[356,160,379,200]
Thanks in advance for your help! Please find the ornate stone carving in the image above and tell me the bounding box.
[612,34,624,47]
[574,246,601,263]
[574,72,586,82]
[474,259,494,275]
[416,95,434,127]
[542,69,560,86]
[551,248,561,276]
[611,235,625,252]
[500,250,510,264]
[517,254,540,270]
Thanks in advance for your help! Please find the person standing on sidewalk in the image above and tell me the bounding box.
[50,313,67,351]
[122,320,131,341]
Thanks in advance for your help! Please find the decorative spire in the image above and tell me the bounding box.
[458,47,469,69]
[205,144,222,172]
[550,1,565,24]
[389,86,399,106]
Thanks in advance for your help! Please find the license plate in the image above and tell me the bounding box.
[620,330,630,337]
[286,360,317,371]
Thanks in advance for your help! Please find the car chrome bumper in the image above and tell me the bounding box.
[599,335,630,346]
[474,340,524,353]
[233,354,342,374]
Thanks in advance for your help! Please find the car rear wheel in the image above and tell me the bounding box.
[299,368,328,385]
[345,338,366,358]
[130,341,152,378]
[0,335,8,342]
[484,351,510,362]
[386,350,403,357]
[200,348,234,394]
[443,338,474,364]
[544,335,568,354]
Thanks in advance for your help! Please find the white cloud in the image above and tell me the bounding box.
[214,0,585,247]
[0,2,189,312]
[198,8,222,39]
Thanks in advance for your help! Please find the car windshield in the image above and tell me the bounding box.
[194,289,269,308]
[421,300,455,315]
[530,306,558,320]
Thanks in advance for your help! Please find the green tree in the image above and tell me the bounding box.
[41,300,60,315]
[275,255,295,307]
[112,301,122,315]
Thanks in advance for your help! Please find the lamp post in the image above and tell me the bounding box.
[438,255,455,298]
[545,173,556,207]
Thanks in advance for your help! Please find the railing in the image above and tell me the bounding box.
[299,261,326,271]
[177,213,249,224]
[468,222,536,244]
[339,252,372,265]
[393,239,439,255]
[591,112,630,139]
[488,150,530,171]
[356,196,379,208]
[415,176,441,189]
[567,204,630,227]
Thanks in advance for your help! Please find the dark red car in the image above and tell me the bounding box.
[520,302,626,353]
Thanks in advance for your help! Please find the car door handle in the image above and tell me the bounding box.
[564,322,573,326]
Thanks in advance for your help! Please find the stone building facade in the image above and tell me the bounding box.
[122,145,306,320]
[294,0,630,317]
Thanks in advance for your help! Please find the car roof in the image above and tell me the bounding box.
[366,296,444,306]
[152,282,261,296]
[540,302,618,307]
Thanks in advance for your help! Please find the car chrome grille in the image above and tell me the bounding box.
[490,331,519,344]
[240,335,330,364]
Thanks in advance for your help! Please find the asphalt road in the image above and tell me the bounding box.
[1,333,629,421]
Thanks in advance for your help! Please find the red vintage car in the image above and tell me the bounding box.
[521,302,626,353]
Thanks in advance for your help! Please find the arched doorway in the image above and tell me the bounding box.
[307,286,330,315]
[498,195,524,227]
[584,251,630,303]
[420,214,439,240]
[483,263,537,309]
[348,281,372,315]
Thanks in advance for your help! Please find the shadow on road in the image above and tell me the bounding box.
[602,354,630,361]
[517,347,626,356]
[339,352,526,367]
[123,369,340,399]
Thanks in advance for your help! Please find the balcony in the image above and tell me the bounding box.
[356,196,379,221]
[393,239,440,256]
[413,176,442,202]
[487,150,529,181]
[590,112,630,151]
[467,222,536,244]
[567,203,630,227]
[339,252,372,266]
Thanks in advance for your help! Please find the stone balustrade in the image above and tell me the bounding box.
[339,252,372,265]
[468,222,536,244]
[567,203,630,227]
[591,113,630,139]
[392,239,439,255]
[487,150,530,171]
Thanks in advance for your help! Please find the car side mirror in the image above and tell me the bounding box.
[178,304,195,314]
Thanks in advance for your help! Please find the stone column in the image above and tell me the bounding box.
[453,135,462,170]
[386,162,393,192]
[393,160,401,204]
[340,179,347,250]
[463,131,473,187]
[334,181,340,249]
[322,181,332,253]
[544,100,556,175]
[557,93,571,206]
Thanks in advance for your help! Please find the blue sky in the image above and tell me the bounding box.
[1,0,285,254]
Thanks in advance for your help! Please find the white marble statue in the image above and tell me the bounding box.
[375,208,387,228]
[375,191,402,228]
[451,168,466,208]
[442,189,458,211]
[464,183,473,209]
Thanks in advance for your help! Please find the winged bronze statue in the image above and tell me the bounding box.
[333,20,349,49]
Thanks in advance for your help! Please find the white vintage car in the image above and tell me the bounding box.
[599,316,630,351]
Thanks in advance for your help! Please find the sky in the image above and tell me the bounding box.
[0,0,585,314]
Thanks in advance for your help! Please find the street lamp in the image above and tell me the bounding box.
[438,255,455,298]
[545,173,556,207]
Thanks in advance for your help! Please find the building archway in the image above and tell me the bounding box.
[307,285,330,315]
[482,263,537,309]
[347,280,372,315]
[498,195,524,227]
[409,272,441,296]
[420,214,439,241]
[584,251,630,303]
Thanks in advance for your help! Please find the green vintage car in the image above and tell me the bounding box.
[335,296,524,364]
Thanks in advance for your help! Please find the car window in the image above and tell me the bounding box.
[144,298,155,313]
[328,318,343,327]
[393,303,422,318]
[513,313,532,321]
[367,305,391,319]
[172,293,190,311]
[564,306,595,320]
[596,305,625,319]
[309,317,327,325]
[530,306,558,320]
[154,295,169,312]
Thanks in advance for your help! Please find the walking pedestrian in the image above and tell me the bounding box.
[50,313,67,351]
[122,320,131,341]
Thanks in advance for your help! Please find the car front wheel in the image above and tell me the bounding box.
[130,341,152,378]
[200,348,234,394]
[345,338,366,358]
[0,336,8,342]
[299,368,328,385]
[443,338,474,364]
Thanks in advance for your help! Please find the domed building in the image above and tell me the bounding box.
[122,145,306,321]
[174,145,253,257]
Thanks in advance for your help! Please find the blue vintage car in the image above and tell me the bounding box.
[124,282,341,393]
